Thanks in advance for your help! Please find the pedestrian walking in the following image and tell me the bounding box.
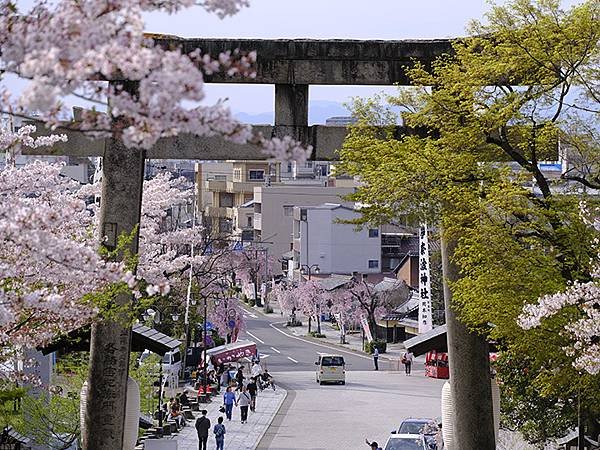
[213,416,226,450]
[194,410,210,450]
[236,385,252,424]
[373,347,379,371]
[247,377,258,412]
[222,386,236,421]
[402,350,414,375]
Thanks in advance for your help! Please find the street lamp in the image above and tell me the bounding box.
[300,264,320,280]
[142,305,180,428]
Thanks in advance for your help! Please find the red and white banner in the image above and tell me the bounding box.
[360,317,373,343]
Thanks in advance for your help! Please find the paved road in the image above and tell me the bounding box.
[239,309,445,450]
[240,310,374,372]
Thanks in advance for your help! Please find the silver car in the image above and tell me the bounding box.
[384,433,428,450]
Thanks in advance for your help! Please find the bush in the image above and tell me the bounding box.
[365,340,387,354]
[212,335,225,347]
[241,294,248,303]
[286,319,302,327]
[248,298,256,307]
[308,331,327,338]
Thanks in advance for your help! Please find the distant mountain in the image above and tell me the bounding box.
[234,100,351,125]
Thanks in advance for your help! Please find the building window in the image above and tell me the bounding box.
[368,260,379,269]
[247,216,253,228]
[248,170,265,181]
[283,205,294,216]
[368,228,379,238]
[233,168,242,181]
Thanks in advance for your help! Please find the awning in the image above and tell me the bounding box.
[206,340,257,365]
[403,325,448,356]
[39,323,181,356]
[281,250,294,260]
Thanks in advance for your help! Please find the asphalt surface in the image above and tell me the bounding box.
[240,310,374,372]
[240,308,445,450]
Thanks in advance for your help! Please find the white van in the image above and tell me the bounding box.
[315,353,346,385]
[139,349,181,393]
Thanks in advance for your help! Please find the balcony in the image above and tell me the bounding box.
[205,206,233,218]
[205,179,227,191]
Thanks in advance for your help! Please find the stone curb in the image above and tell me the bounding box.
[251,387,288,450]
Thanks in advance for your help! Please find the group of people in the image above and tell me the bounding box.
[372,348,414,375]
[164,395,189,428]
[222,361,274,422]
[194,359,275,450]
[195,410,226,450]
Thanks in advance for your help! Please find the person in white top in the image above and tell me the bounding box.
[251,361,262,379]
[235,385,252,424]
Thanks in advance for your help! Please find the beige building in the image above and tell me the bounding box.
[253,185,356,275]
[199,160,280,235]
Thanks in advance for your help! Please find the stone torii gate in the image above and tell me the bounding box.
[25,38,495,450]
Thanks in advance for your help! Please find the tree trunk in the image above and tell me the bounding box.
[441,230,496,450]
[308,316,312,334]
[82,128,145,449]
[316,313,321,334]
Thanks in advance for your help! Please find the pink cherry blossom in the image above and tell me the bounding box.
[0,0,309,162]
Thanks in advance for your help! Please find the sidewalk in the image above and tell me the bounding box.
[252,303,411,371]
[169,386,286,450]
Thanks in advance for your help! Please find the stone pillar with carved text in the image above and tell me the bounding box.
[82,85,146,448]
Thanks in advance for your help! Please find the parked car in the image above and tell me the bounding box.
[395,418,439,448]
[383,433,428,450]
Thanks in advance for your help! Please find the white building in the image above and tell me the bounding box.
[253,185,355,274]
[290,203,381,279]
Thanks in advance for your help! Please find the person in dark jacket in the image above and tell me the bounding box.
[247,378,258,412]
[195,410,211,450]
[235,367,244,391]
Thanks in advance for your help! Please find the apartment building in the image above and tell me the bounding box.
[290,203,381,279]
[198,160,279,235]
[253,185,355,274]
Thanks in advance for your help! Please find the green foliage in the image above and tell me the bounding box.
[212,334,225,347]
[337,0,600,443]
[365,340,387,354]
[308,331,326,338]
[130,352,160,416]
[7,353,91,449]
[248,298,256,307]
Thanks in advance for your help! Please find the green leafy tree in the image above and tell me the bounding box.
[337,0,600,443]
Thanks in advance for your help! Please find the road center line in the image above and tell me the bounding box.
[287,356,298,363]
[270,347,281,353]
[246,331,265,344]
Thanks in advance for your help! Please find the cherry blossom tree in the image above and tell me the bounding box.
[0,158,123,351]
[519,281,600,375]
[291,280,327,334]
[0,0,309,161]
[235,245,274,306]
[519,202,600,375]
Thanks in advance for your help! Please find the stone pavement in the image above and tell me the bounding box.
[169,386,286,450]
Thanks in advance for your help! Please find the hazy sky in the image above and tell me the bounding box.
[145,0,498,114]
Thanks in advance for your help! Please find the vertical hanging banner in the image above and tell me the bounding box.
[418,224,433,334]
[360,317,374,343]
